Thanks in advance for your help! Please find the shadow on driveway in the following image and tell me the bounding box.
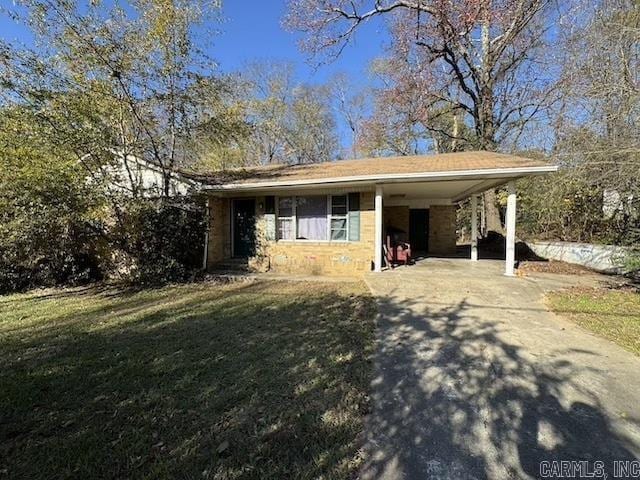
[361,293,640,479]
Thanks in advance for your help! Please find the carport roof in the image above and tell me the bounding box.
[194,151,556,192]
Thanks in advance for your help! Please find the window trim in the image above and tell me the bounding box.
[329,194,348,241]
[275,194,354,243]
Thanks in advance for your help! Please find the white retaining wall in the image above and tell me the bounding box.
[527,241,629,274]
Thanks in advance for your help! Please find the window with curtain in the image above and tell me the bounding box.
[296,196,327,240]
[276,195,353,241]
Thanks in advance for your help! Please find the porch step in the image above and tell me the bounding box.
[211,258,250,272]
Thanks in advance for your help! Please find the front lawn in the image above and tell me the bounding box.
[0,279,376,479]
[547,287,640,356]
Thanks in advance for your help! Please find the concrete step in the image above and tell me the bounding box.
[211,258,250,272]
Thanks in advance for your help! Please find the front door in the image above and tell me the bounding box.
[409,208,429,254]
[232,199,256,258]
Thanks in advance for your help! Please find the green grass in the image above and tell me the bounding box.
[0,279,376,480]
[547,287,640,356]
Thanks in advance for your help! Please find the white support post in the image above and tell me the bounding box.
[471,194,478,261]
[374,185,383,272]
[480,194,486,237]
[505,181,517,276]
[202,197,210,270]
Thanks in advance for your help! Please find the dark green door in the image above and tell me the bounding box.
[232,199,256,258]
[409,208,429,254]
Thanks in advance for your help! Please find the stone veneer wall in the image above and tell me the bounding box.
[428,205,457,255]
[205,193,458,274]
[254,192,376,276]
[206,197,231,264]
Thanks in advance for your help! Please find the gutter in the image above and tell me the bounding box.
[200,165,558,192]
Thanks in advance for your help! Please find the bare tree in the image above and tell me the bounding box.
[360,52,476,157]
[241,61,339,164]
[285,0,562,232]
[329,73,369,158]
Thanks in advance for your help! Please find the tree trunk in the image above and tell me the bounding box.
[477,0,502,235]
[483,189,503,234]
[451,110,460,151]
[163,169,171,198]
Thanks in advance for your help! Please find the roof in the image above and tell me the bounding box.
[193,151,556,192]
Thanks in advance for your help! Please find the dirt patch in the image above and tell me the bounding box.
[518,260,594,275]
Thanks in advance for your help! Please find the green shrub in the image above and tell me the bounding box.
[0,109,206,291]
[625,250,640,274]
[111,198,206,285]
[0,115,104,293]
[0,210,103,293]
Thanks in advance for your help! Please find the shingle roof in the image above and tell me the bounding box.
[190,151,554,188]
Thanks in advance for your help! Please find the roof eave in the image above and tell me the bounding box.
[199,165,558,193]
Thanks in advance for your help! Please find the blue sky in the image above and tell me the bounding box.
[212,1,390,151]
[0,0,389,84]
[0,1,388,151]
[213,1,388,83]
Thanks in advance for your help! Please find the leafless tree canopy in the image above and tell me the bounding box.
[285,0,566,232]
[285,0,561,151]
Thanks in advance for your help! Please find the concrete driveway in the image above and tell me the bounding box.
[362,259,640,480]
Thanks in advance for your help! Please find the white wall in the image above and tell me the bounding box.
[527,241,629,274]
[108,156,193,197]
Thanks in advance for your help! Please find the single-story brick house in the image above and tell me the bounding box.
[197,151,557,276]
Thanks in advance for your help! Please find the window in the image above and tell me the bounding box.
[275,194,355,242]
[277,197,293,240]
[296,196,327,240]
[330,195,348,240]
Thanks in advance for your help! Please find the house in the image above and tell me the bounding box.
[197,151,557,276]
[105,153,198,197]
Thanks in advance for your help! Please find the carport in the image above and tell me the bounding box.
[371,165,556,275]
